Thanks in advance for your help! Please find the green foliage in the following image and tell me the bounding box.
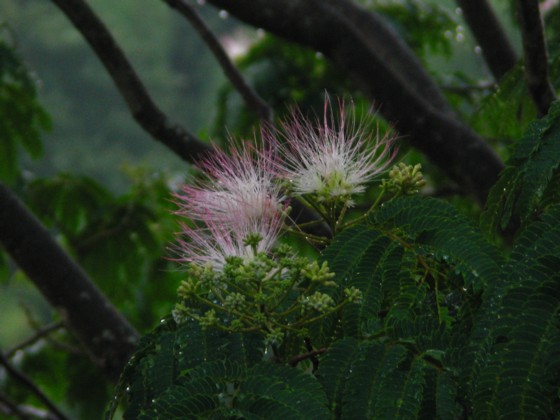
[212,35,362,140]
[0,38,50,182]
[24,172,179,329]
[363,0,457,59]
[113,106,560,418]
[482,101,560,234]
[107,318,329,419]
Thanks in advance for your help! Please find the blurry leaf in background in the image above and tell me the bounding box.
[24,171,180,331]
[0,37,51,183]
[212,34,360,140]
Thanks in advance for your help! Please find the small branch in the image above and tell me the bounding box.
[289,337,327,369]
[163,0,273,124]
[517,0,558,116]
[5,322,64,359]
[0,391,30,420]
[50,0,211,164]
[0,352,69,420]
[455,0,518,81]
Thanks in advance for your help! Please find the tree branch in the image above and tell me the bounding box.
[206,0,505,204]
[0,183,139,381]
[163,0,273,124]
[0,351,68,420]
[517,0,557,116]
[50,0,212,163]
[455,0,518,81]
[5,322,64,359]
[0,391,29,420]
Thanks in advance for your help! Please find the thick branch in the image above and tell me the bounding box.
[0,183,139,381]
[50,0,211,163]
[206,0,504,204]
[163,0,273,124]
[517,0,557,116]
[456,0,518,81]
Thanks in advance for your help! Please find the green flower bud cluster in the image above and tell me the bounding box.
[173,239,361,345]
[383,163,426,195]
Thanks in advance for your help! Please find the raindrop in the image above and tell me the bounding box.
[219,10,229,19]
[474,46,482,55]
[455,7,462,15]
[197,0,206,4]
[456,33,465,42]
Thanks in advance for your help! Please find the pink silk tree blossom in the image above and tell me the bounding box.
[271,97,397,206]
[174,139,287,269]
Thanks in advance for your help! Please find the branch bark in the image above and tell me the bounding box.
[206,0,504,204]
[0,183,139,381]
[163,0,273,124]
[455,0,518,81]
[517,0,557,116]
[50,0,212,163]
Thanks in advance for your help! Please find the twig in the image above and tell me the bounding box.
[50,0,212,164]
[5,322,64,359]
[0,391,30,420]
[517,0,557,116]
[289,338,326,371]
[163,0,273,124]
[288,347,327,368]
[0,352,69,420]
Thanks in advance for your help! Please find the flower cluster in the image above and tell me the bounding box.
[172,97,400,347]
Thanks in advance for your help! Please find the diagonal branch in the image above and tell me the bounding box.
[0,351,69,420]
[455,0,518,81]
[0,182,139,381]
[517,0,557,116]
[50,0,211,163]
[163,0,273,124]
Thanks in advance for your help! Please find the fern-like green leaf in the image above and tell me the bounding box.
[372,195,502,291]
[341,341,409,419]
[237,362,330,419]
[315,337,361,417]
[482,101,560,233]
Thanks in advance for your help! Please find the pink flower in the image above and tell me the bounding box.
[272,97,397,206]
[174,139,286,269]
[176,139,285,226]
[175,204,284,270]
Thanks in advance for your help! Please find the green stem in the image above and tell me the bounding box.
[343,186,387,229]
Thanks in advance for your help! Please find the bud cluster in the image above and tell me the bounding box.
[173,243,362,346]
[383,163,426,195]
